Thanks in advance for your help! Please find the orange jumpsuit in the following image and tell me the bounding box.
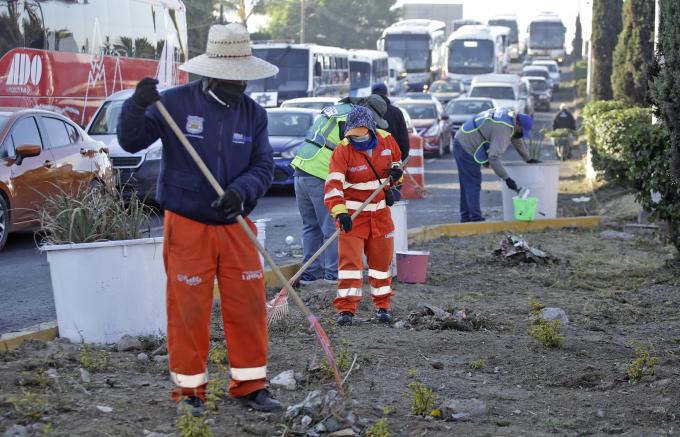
[324,130,402,314]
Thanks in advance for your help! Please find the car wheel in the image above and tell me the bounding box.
[436,140,444,158]
[0,194,9,251]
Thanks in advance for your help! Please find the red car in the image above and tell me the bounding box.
[395,97,452,158]
[0,108,113,250]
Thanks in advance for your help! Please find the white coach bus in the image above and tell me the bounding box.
[444,25,506,89]
[348,49,389,97]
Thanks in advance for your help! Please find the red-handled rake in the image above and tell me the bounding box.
[267,156,412,325]
[154,101,345,396]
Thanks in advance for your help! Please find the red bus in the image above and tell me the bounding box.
[0,0,188,126]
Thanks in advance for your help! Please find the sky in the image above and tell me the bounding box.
[243,0,593,52]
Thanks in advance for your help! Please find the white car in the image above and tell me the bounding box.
[468,74,530,116]
[531,60,561,90]
[280,97,340,111]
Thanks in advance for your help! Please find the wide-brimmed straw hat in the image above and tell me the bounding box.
[179,24,278,81]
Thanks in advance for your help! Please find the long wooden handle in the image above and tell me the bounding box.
[154,101,312,317]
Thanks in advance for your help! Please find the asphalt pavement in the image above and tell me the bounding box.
[0,68,569,334]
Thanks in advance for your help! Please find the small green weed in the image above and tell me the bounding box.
[18,368,51,388]
[528,319,564,348]
[627,347,658,381]
[408,381,437,416]
[321,340,351,379]
[469,359,485,370]
[176,411,212,437]
[205,371,229,412]
[529,298,545,315]
[208,342,227,366]
[80,347,110,372]
[365,418,391,437]
[406,369,417,378]
[6,390,50,422]
[138,334,165,351]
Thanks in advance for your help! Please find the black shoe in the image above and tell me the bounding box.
[376,308,392,324]
[237,389,282,412]
[337,311,354,326]
[176,396,205,417]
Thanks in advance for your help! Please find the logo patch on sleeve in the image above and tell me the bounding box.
[186,116,204,134]
[381,149,392,156]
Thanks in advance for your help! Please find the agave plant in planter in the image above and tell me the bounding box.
[499,130,561,221]
[38,186,166,344]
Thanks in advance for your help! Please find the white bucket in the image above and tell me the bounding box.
[391,201,409,276]
[41,238,167,344]
[255,220,267,268]
[500,161,560,220]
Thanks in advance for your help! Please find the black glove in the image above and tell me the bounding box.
[336,213,352,233]
[505,177,519,192]
[388,165,403,181]
[526,159,542,164]
[384,189,395,207]
[211,187,243,220]
[132,77,160,108]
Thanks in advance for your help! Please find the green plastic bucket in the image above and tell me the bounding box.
[513,196,538,221]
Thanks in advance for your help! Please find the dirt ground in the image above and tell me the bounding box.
[2,226,679,436]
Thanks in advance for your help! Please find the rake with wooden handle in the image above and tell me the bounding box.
[154,101,345,396]
[267,156,411,325]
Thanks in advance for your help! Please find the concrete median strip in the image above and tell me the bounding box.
[1,217,601,351]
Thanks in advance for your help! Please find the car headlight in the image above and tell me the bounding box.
[422,124,440,138]
[145,143,163,160]
[281,145,301,159]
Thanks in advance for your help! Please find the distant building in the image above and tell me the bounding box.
[401,2,464,37]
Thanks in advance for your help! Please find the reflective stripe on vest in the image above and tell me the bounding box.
[460,108,516,165]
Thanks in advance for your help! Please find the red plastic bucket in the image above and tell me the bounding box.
[396,251,430,284]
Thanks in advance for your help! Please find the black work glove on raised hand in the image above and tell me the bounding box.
[388,165,403,181]
[505,177,519,192]
[526,159,542,164]
[132,77,160,108]
[336,213,352,233]
[211,187,243,220]
[384,188,395,207]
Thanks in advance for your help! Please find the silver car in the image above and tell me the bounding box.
[444,97,496,135]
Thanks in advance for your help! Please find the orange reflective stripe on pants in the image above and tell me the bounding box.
[163,211,267,401]
[333,233,394,314]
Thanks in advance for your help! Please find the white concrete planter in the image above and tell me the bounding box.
[500,161,560,220]
[41,238,166,344]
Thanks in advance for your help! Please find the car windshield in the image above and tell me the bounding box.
[536,64,558,73]
[529,80,548,91]
[88,100,124,135]
[529,22,565,49]
[384,34,431,72]
[283,101,332,110]
[350,61,371,89]
[0,115,7,131]
[446,100,493,115]
[448,39,495,74]
[267,112,314,137]
[249,48,310,92]
[399,104,437,120]
[469,86,516,100]
[523,69,549,80]
[430,81,460,93]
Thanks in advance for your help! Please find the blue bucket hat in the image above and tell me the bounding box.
[344,105,377,137]
[517,113,533,138]
[371,83,388,96]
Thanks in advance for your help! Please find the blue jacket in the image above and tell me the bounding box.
[117,80,274,225]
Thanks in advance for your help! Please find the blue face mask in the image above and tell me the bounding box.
[348,133,377,151]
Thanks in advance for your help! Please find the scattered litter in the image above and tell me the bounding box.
[79,368,91,383]
[153,355,168,363]
[407,304,488,331]
[442,398,488,419]
[96,405,113,413]
[539,308,570,325]
[271,370,297,390]
[285,235,295,245]
[301,415,313,427]
[571,196,591,203]
[600,230,634,241]
[495,234,558,265]
[137,353,149,362]
[116,335,142,352]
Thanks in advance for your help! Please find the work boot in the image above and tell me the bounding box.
[176,396,205,417]
[299,273,320,286]
[337,311,354,326]
[375,308,392,324]
[237,389,282,412]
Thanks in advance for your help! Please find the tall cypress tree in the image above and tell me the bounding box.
[591,0,623,100]
[650,1,680,182]
[611,0,655,106]
[572,13,583,60]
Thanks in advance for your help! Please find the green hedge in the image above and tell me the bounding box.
[574,59,588,80]
[583,100,680,252]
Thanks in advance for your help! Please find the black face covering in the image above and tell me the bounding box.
[203,78,247,106]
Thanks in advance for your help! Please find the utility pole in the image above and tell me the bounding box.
[220,3,225,24]
[300,0,305,43]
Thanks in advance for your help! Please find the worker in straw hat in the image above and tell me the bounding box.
[117,24,282,416]
[324,105,403,326]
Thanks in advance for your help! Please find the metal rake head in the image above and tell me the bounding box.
[266,289,289,326]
